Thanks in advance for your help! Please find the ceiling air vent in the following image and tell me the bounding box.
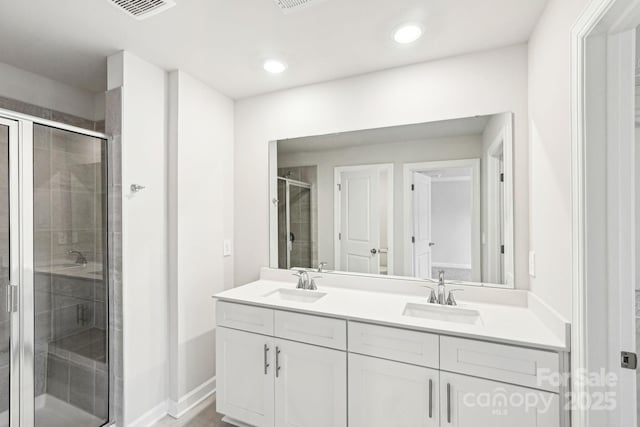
[108,0,176,20]
[273,0,325,14]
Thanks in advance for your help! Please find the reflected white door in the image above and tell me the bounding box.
[413,172,433,279]
[339,169,380,274]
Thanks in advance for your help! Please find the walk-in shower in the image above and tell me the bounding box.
[0,110,110,427]
[277,177,313,269]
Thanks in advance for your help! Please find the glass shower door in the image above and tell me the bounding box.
[0,121,12,427]
[32,124,108,427]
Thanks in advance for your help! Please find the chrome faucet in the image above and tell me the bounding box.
[317,262,328,273]
[68,250,88,266]
[437,270,446,305]
[292,269,320,290]
[424,271,463,306]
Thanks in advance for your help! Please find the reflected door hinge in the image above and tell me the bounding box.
[500,245,505,255]
[411,236,415,244]
[337,184,341,191]
[500,173,504,182]
[411,184,415,191]
[621,351,638,370]
[338,233,342,240]
[5,284,17,313]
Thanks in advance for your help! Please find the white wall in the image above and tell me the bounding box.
[431,179,472,268]
[167,70,234,408]
[528,0,591,319]
[108,51,170,426]
[0,61,102,120]
[278,135,483,276]
[236,44,529,288]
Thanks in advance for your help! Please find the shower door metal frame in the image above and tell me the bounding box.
[277,177,311,270]
[0,107,109,427]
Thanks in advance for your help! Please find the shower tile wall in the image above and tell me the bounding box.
[278,166,318,268]
[34,124,108,421]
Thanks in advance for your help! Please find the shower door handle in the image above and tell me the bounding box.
[5,283,17,313]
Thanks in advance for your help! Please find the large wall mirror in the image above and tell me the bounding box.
[269,113,515,288]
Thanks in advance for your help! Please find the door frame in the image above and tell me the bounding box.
[572,0,640,425]
[333,164,394,275]
[403,159,481,283]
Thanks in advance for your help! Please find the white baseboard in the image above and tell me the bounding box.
[127,400,169,427]
[167,376,216,419]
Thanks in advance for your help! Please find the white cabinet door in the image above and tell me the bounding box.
[274,339,347,427]
[348,353,439,427]
[440,372,559,427]
[216,327,274,427]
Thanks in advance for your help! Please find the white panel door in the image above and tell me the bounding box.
[216,327,275,427]
[339,168,380,274]
[274,339,347,427]
[348,353,439,427]
[413,172,433,279]
[440,372,559,427]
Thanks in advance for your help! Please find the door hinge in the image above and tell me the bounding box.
[5,284,17,313]
[337,184,341,191]
[500,245,505,255]
[411,236,415,244]
[500,173,504,182]
[338,233,342,240]
[621,351,638,370]
[411,184,415,191]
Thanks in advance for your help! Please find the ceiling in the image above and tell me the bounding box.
[278,115,491,154]
[0,0,548,99]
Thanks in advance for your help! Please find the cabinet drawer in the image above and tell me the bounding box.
[216,301,274,335]
[348,322,439,368]
[440,336,560,392]
[275,311,346,350]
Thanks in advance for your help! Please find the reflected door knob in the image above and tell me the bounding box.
[429,242,436,247]
[370,248,378,255]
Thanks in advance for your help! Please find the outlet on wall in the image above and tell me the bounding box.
[223,239,232,257]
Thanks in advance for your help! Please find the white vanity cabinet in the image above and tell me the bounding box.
[274,339,347,427]
[439,372,559,427]
[216,302,347,427]
[215,300,567,427]
[348,353,439,427]
[216,326,275,427]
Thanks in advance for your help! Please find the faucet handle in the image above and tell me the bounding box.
[309,276,322,290]
[292,271,305,289]
[427,288,438,304]
[446,289,464,306]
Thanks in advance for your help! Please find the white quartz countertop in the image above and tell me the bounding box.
[214,278,569,352]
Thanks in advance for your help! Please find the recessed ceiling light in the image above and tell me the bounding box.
[393,24,423,44]
[263,60,287,74]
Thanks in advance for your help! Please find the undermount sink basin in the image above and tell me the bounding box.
[263,288,327,304]
[403,302,482,325]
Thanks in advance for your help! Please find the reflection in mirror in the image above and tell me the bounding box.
[270,113,514,287]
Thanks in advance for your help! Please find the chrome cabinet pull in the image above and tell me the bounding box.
[264,344,270,375]
[447,383,452,423]
[428,379,433,418]
[276,346,281,377]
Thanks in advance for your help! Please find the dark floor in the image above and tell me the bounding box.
[153,396,233,427]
